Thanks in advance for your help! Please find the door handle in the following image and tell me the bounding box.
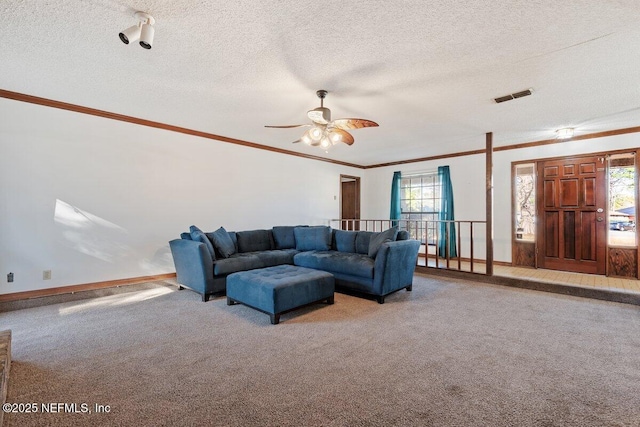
[596,208,604,213]
[597,217,604,222]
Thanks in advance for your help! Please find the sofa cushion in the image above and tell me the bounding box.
[213,253,263,276]
[355,231,374,254]
[294,226,332,251]
[254,249,299,267]
[397,230,410,241]
[294,251,374,279]
[180,232,192,240]
[272,226,296,249]
[236,229,273,253]
[209,227,236,258]
[368,227,399,258]
[189,225,216,261]
[334,229,357,253]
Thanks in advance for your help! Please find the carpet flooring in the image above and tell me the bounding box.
[1,273,639,426]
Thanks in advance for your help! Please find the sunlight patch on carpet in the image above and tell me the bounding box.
[57,287,174,315]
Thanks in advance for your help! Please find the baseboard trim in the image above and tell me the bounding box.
[0,273,177,303]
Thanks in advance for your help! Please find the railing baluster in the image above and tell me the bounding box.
[470,222,475,273]
[421,220,424,265]
[457,221,462,271]
[445,221,450,269]
[434,220,439,269]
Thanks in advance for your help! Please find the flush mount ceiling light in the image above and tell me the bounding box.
[556,128,575,139]
[119,11,155,49]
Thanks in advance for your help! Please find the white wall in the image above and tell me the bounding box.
[0,99,362,294]
[363,132,640,263]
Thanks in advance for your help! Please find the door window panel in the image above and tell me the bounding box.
[515,164,536,242]
[608,154,636,247]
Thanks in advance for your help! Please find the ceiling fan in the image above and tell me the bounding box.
[265,90,378,149]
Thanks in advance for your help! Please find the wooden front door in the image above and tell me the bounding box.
[536,155,606,274]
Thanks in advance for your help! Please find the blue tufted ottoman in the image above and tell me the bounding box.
[226,265,335,324]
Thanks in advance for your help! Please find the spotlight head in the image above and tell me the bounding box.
[139,23,155,49]
[119,24,141,44]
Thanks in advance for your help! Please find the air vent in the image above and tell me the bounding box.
[512,89,532,98]
[494,88,533,103]
[494,95,514,103]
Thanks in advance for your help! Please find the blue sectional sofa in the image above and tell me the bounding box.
[169,225,420,304]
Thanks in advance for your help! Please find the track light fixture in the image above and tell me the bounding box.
[119,11,155,49]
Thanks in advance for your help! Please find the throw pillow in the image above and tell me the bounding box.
[294,226,332,251]
[334,229,357,253]
[397,230,410,241]
[355,231,374,254]
[210,226,236,258]
[272,226,296,249]
[189,225,216,261]
[368,227,399,258]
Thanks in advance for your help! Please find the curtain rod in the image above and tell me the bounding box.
[400,168,438,177]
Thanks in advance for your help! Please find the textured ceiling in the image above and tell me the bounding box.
[2,1,640,166]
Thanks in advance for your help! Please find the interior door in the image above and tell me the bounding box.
[536,155,606,274]
[340,176,360,230]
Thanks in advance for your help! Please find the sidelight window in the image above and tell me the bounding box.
[608,154,636,247]
[514,163,536,242]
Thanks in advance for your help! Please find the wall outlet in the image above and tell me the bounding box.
[43,270,52,280]
[7,273,13,283]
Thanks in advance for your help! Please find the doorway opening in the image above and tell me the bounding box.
[340,175,360,230]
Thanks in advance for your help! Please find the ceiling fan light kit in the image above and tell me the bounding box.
[300,125,343,148]
[266,90,378,151]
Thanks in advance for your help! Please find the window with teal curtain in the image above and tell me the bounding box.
[438,166,457,257]
[390,171,401,227]
[400,173,440,244]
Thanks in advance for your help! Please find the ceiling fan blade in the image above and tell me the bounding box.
[264,124,310,128]
[332,129,355,145]
[332,118,379,130]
